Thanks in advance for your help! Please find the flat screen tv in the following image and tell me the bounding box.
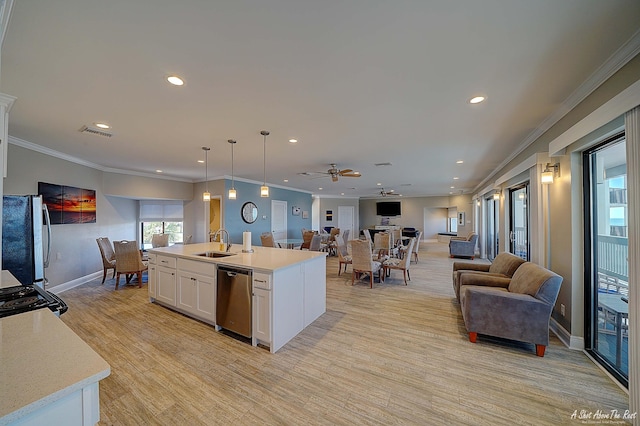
[376,201,401,216]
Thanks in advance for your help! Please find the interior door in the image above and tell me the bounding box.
[337,206,355,240]
[271,200,287,241]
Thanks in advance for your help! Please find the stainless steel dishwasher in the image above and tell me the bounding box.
[216,266,252,338]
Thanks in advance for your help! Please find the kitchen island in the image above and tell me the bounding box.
[0,272,111,425]
[147,243,326,353]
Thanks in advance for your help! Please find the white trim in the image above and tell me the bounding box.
[549,79,640,155]
[494,153,538,186]
[473,30,640,194]
[550,317,584,350]
[49,272,102,294]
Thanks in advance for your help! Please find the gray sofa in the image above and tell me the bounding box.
[452,252,526,301]
[458,262,562,357]
[449,232,478,259]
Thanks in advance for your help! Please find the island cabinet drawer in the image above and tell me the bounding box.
[147,254,156,265]
[156,255,176,268]
[177,258,215,276]
[253,272,271,290]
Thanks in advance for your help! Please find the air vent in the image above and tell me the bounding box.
[79,125,113,138]
[375,162,392,167]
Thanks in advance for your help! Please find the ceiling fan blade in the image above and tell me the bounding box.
[340,173,360,178]
[338,169,353,175]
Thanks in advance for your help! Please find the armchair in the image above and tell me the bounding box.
[449,232,478,259]
[459,262,562,357]
[452,252,526,301]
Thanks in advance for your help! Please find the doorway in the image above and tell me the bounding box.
[509,184,529,260]
[271,200,287,241]
[337,206,355,241]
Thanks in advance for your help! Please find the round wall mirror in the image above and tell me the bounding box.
[241,201,258,224]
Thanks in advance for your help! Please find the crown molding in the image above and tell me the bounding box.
[9,135,193,182]
[473,29,640,194]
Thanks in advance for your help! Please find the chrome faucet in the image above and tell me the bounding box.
[212,229,232,252]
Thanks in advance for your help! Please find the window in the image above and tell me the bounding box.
[509,184,529,260]
[449,217,458,233]
[139,201,184,249]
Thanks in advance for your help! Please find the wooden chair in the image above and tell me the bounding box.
[383,238,415,285]
[96,237,116,284]
[373,232,391,258]
[151,233,169,248]
[260,232,276,247]
[309,234,323,251]
[351,239,383,288]
[335,235,352,275]
[183,235,193,245]
[300,230,316,250]
[113,240,148,289]
[412,231,422,263]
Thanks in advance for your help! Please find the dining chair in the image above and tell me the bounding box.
[363,228,373,244]
[351,239,383,288]
[412,231,422,263]
[373,232,391,258]
[260,232,276,247]
[300,230,316,250]
[151,233,169,248]
[113,240,148,289]
[309,234,323,251]
[96,237,116,284]
[383,238,415,285]
[183,235,193,245]
[335,235,352,275]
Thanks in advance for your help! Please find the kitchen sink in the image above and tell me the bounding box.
[194,251,236,258]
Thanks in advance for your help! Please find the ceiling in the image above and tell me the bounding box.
[2,1,639,199]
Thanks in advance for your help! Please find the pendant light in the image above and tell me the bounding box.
[260,130,270,197]
[228,139,237,199]
[202,146,211,201]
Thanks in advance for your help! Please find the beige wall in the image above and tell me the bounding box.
[103,171,193,200]
[317,197,359,235]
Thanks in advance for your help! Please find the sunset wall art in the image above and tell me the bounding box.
[38,182,96,224]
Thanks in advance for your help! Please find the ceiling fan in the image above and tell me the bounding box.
[299,164,361,182]
[378,188,396,197]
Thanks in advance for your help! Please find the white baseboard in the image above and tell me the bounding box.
[49,271,102,294]
[550,317,585,350]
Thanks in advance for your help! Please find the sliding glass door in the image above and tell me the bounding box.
[584,134,628,387]
[509,184,529,260]
[485,196,499,260]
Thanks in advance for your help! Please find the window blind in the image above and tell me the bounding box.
[139,200,184,221]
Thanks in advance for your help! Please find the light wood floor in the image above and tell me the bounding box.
[59,242,628,425]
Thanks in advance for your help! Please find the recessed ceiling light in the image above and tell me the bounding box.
[453,177,459,180]
[450,186,455,189]
[197,160,204,163]
[318,187,323,190]
[340,192,345,196]
[283,179,289,182]
[289,139,298,143]
[456,160,464,164]
[167,75,184,86]
[376,183,382,186]
[95,123,110,129]
[469,96,485,104]
[156,170,163,173]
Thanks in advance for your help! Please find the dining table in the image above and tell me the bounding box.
[276,238,303,249]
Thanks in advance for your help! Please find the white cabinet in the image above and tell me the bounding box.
[176,259,216,324]
[147,254,157,300]
[156,266,176,306]
[252,272,272,347]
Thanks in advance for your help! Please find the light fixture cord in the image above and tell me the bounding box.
[231,142,234,188]
[205,148,209,192]
[263,134,266,185]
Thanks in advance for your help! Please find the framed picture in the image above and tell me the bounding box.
[302,210,309,219]
[458,211,465,226]
[326,210,333,221]
[292,206,301,216]
[38,182,96,224]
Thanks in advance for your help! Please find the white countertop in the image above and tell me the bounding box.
[0,284,111,423]
[148,243,326,272]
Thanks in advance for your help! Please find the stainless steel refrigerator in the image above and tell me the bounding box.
[2,195,52,288]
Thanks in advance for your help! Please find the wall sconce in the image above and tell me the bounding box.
[202,146,211,202]
[260,130,270,197]
[228,139,237,200]
[541,162,560,184]
[493,191,500,200]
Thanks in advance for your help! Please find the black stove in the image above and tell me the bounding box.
[0,284,68,318]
